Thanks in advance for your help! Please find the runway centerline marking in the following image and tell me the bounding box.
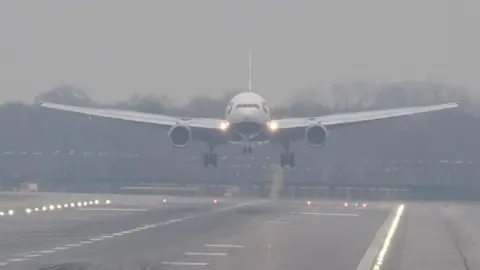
[162,262,209,266]
[205,244,244,248]
[1,202,256,266]
[8,258,29,262]
[185,252,228,256]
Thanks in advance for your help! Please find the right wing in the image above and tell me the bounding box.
[275,102,459,130]
[40,102,228,143]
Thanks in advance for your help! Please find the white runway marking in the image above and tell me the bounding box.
[39,250,55,254]
[300,212,359,216]
[90,238,103,241]
[185,252,228,256]
[0,202,255,267]
[79,241,93,244]
[162,262,209,266]
[205,244,244,248]
[357,204,405,270]
[24,254,41,258]
[8,258,30,262]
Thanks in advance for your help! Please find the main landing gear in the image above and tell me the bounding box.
[280,152,295,168]
[280,141,295,168]
[242,144,252,154]
[203,146,217,168]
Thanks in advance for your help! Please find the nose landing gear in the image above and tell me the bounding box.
[203,145,218,168]
[243,144,253,154]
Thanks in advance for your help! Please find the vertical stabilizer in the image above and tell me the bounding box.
[248,48,252,92]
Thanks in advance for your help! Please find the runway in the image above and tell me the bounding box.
[0,195,393,270]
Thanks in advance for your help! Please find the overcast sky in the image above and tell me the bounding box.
[0,0,479,105]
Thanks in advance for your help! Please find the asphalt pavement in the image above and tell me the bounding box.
[0,195,393,270]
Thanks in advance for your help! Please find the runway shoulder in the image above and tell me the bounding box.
[385,202,480,270]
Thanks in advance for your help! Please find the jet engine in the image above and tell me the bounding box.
[168,125,192,148]
[305,124,328,147]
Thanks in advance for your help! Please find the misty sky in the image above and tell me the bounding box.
[0,0,479,106]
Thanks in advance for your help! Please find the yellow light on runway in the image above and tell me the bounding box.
[8,210,14,216]
[0,212,4,216]
[49,205,55,210]
[25,208,32,214]
[105,200,111,204]
[71,203,75,207]
[94,200,99,205]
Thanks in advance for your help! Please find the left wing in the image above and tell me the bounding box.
[39,102,228,144]
[274,102,458,130]
[39,102,224,129]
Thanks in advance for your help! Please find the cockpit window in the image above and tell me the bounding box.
[235,104,260,109]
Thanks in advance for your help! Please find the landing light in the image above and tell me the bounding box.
[267,121,278,132]
[213,199,218,204]
[219,121,230,131]
[362,203,367,208]
[344,202,349,207]
[307,201,312,206]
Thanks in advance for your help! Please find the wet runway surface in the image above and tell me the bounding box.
[0,196,392,270]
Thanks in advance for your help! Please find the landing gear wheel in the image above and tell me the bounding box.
[211,153,218,168]
[248,145,252,153]
[280,153,295,168]
[203,153,218,168]
[289,153,295,167]
[243,147,247,155]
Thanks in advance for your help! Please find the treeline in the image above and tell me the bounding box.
[0,81,479,188]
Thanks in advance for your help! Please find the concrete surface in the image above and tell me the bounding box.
[0,196,392,270]
[385,202,480,270]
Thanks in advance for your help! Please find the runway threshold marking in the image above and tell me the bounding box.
[356,204,405,270]
[0,202,256,267]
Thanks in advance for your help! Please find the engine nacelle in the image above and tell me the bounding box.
[305,124,328,147]
[168,125,192,148]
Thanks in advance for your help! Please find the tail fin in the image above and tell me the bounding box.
[248,48,252,92]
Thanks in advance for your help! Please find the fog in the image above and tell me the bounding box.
[0,81,477,197]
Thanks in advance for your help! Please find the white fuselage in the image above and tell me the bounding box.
[225,92,271,141]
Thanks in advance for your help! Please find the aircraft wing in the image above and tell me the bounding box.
[274,102,458,130]
[40,102,227,142]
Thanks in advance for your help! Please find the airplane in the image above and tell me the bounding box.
[40,50,458,168]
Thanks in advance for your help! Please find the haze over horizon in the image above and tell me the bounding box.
[1,0,479,105]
